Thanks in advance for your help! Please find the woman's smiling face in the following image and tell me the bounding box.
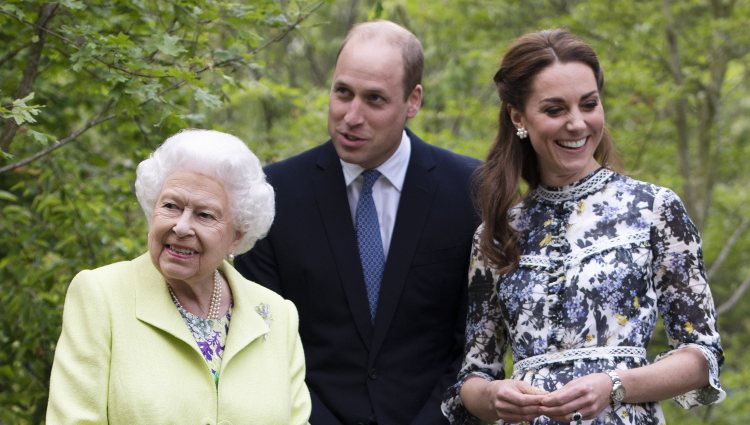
[147,170,240,287]
[511,61,605,187]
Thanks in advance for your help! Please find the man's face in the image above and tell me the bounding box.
[327,37,421,169]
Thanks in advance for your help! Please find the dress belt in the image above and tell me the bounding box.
[514,346,647,372]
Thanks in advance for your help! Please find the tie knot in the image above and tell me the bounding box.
[360,169,381,194]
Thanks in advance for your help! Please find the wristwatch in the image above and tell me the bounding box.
[606,370,626,407]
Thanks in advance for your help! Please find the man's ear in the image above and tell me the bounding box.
[406,84,422,118]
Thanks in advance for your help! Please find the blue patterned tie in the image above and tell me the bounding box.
[356,169,385,321]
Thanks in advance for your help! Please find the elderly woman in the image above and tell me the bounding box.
[47,129,311,424]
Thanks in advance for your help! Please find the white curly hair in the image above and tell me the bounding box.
[134,129,274,254]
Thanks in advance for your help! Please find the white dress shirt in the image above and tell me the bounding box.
[341,131,411,258]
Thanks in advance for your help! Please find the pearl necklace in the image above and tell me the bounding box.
[168,270,223,320]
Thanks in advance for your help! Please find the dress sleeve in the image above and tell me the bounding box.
[46,269,111,424]
[441,229,509,424]
[284,299,312,425]
[650,188,725,408]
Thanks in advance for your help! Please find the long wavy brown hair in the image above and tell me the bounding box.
[479,29,620,274]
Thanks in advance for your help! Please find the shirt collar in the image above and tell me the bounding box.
[341,130,411,191]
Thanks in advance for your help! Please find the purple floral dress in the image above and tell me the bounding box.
[441,168,725,424]
[173,301,232,387]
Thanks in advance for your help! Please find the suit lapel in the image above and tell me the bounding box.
[371,135,437,357]
[314,142,374,348]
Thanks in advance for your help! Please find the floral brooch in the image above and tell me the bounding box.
[255,303,273,340]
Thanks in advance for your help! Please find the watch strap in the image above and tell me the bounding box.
[606,370,625,406]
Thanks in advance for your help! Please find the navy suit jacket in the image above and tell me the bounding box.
[235,130,481,425]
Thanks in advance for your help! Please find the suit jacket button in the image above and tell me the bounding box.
[368,368,378,379]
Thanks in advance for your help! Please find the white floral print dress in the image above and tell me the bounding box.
[441,168,725,424]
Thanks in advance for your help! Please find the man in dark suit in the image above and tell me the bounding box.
[235,20,481,425]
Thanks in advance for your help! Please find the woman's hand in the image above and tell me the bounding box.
[460,377,548,423]
[538,372,611,422]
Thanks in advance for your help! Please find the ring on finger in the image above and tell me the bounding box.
[572,411,583,421]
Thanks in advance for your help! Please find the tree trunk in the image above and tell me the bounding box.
[0,3,58,152]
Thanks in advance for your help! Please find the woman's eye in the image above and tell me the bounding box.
[198,212,215,220]
[582,100,598,110]
[545,107,563,116]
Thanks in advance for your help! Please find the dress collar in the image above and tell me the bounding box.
[533,168,615,203]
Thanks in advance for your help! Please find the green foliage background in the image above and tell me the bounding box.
[1,0,748,423]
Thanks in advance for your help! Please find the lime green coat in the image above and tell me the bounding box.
[47,253,310,425]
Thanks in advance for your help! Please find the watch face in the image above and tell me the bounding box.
[613,385,626,402]
[608,371,626,403]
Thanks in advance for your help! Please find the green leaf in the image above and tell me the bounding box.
[25,129,51,146]
[368,1,384,20]
[8,93,43,125]
[0,191,18,202]
[59,0,86,10]
[194,88,222,109]
[0,4,24,20]
[157,34,187,57]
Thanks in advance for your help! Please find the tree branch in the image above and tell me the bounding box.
[0,2,324,174]
[156,3,324,97]
[696,2,733,233]
[0,42,31,68]
[717,274,750,316]
[707,216,749,279]
[661,0,696,220]
[0,100,115,175]
[3,7,174,80]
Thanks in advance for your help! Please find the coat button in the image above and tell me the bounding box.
[368,368,377,379]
